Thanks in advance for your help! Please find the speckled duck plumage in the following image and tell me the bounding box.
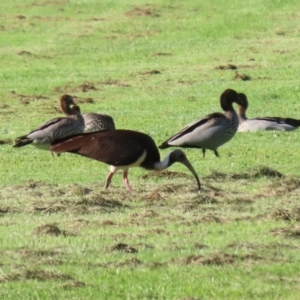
[67,99,115,132]
[71,106,115,132]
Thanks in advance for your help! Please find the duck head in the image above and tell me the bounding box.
[59,95,78,115]
[237,93,249,119]
[220,88,242,112]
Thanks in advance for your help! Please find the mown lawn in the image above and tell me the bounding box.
[1,0,300,299]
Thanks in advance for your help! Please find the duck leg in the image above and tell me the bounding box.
[123,170,133,191]
[214,150,220,157]
[202,148,206,157]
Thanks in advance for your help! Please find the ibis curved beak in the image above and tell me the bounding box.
[180,158,201,191]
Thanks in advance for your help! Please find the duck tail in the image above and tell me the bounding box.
[158,141,170,149]
[13,137,33,147]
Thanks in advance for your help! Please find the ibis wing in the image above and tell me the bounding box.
[51,132,147,166]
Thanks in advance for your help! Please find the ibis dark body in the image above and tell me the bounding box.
[237,93,300,132]
[51,129,201,191]
[52,130,160,169]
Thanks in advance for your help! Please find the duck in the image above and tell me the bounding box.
[50,129,201,191]
[13,95,85,152]
[237,93,300,132]
[68,104,115,132]
[159,88,242,157]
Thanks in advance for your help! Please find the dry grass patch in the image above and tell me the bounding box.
[140,170,190,180]
[175,252,263,266]
[33,223,72,237]
[259,176,300,197]
[269,207,300,222]
[204,166,282,182]
[111,243,138,253]
[185,213,227,225]
[0,269,74,283]
[271,225,300,238]
[60,280,86,289]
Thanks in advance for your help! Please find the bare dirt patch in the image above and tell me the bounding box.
[33,223,71,237]
[214,64,237,70]
[10,90,49,105]
[233,71,251,81]
[72,96,94,104]
[215,64,258,70]
[152,52,172,56]
[16,50,32,56]
[54,82,97,94]
[73,82,97,92]
[140,69,161,75]
[125,6,160,18]
[111,243,138,253]
[100,79,130,87]
[0,139,13,146]
[143,191,165,202]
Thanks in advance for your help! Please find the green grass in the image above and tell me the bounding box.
[1,0,300,299]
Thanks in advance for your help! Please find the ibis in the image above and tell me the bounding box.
[50,129,201,191]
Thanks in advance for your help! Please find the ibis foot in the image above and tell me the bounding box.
[105,172,114,189]
[123,170,133,191]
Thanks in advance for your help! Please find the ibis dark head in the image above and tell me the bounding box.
[167,149,201,190]
[220,88,242,112]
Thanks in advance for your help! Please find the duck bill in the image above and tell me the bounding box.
[180,158,201,191]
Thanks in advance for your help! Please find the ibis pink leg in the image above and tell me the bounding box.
[105,172,115,189]
[123,170,133,191]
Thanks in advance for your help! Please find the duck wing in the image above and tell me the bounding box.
[159,112,225,148]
